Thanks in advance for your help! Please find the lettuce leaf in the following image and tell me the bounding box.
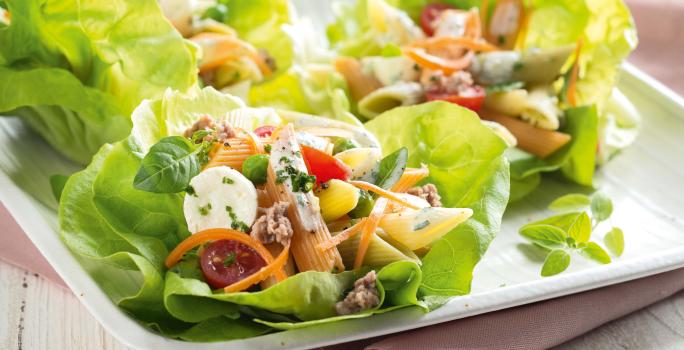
[365,102,510,300]
[0,0,197,163]
[223,0,295,73]
[248,64,360,127]
[509,105,599,199]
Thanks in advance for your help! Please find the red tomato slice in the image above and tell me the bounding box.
[426,85,486,111]
[420,3,456,36]
[199,240,266,289]
[300,145,351,185]
[254,125,276,138]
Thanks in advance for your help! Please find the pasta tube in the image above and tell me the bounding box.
[379,207,473,250]
[357,82,425,119]
[264,124,344,272]
[316,179,360,222]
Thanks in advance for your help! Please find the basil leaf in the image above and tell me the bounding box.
[577,242,611,264]
[375,147,408,190]
[548,193,591,212]
[519,224,567,250]
[133,136,201,193]
[604,227,625,257]
[541,249,571,277]
[567,212,591,243]
[591,192,613,222]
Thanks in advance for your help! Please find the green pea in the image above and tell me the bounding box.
[333,138,359,155]
[242,154,269,185]
[201,4,228,22]
[348,189,374,218]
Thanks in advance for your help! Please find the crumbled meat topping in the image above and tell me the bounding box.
[250,201,293,246]
[183,115,238,143]
[421,70,475,96]
[335,271,380,315]
[407,184,442,207]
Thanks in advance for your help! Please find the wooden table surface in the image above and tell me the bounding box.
[2,258,684,350]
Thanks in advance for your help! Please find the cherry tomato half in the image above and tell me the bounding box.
[300,145,351,186]
[426,85,486,112]
[254,125,276,138]
[420,3,456,36]
[199,239,266,289]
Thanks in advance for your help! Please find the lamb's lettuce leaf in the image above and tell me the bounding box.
[366,102,510,301]
[0,0,197,164]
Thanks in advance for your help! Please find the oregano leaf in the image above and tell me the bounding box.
[541,249,571,277]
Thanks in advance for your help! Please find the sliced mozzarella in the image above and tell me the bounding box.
[362,56,420,86]
[183,166,257,233]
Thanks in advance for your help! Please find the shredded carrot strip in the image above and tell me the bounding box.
[317,219,367,252]
[190,32,271,75]
[391,167,430,193]
[410,37,498,53]
[225,245,290,292]
[348,181,420,210]
[164,228,287,281]
[353,198,388,269]
[403,48,474,75]
[567,38,584,108]
[464,8,482,39]
[480,0,490,38]
[243,130,265,154]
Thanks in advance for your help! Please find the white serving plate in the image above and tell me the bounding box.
[2,5,684,350]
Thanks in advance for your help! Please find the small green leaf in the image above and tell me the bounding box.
[548,193,591,212]
[133,136,201,193]
[567,212,591,243]
[541,249,571,277]
[604,227,625,257]
[374,147,408,190]
[524,212,582,232]
[577,242,611,264]
[591,192,613,222]
[519,224,567,250]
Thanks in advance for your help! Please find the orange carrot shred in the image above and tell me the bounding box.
[353,198,388,270]
[567,38,584,107]
[349,181,420,210]
[224,245,290,293]
[317,219,366,252]
[403,47,474,75]
[165,228,287,281]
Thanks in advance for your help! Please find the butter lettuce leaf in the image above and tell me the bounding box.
[0,0,197,164]
[366,102,510,299]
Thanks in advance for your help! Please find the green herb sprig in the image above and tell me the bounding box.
[520,192,624,277]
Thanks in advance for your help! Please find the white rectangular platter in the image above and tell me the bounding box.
[1,3,684,349]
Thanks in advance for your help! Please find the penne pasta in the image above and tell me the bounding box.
[205,136,271,170]
[316,179,360,222]
[264,124,344,272]
[379,207,473,250]
[337,228,420,267]
[391,166,430,193]
[480,111,571,158]
[334,56,383,102]
[357,82,425,120]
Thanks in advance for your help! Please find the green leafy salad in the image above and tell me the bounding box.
[0,0,638,343]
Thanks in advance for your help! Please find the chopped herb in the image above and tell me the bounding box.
[279,156,291,164]
[191,130,212,144]
[222,252,237,267]
[264,144,272,154]
[222,176,234,184]
[498,35,506,45]
[199,203,212,216]
[513,62,524,71]
[186,185,197,196]
[294,150,302,158]
[414,220,430,231]
[225,206,250,232]
[275,165,316,192]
